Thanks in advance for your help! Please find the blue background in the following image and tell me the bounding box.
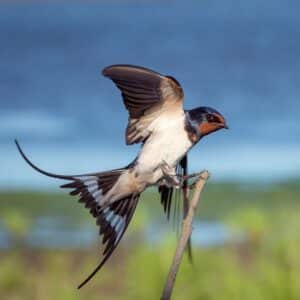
[1,0,299,188]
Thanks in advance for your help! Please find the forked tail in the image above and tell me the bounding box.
[15,140,140,288]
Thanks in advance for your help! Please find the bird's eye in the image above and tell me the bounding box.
[207,114,218,122]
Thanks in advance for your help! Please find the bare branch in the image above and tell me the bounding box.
[161,170,210,300]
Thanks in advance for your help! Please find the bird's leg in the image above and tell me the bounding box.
[158,162,208,190]
[183,172,203,181]
[159,160,181,188]
[178,171,209,189]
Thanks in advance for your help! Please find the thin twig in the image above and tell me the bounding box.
[182,177,192,262]
[160,170,210,300]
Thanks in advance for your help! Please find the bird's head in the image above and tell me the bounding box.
[186,106,228,142]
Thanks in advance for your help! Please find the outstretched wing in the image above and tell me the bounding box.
[159,155,193,262]
[102,64,184,145]
[15,140,140,288]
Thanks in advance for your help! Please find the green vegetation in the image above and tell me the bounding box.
[0,180,299,299]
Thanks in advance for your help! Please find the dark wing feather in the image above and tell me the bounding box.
[159,155,187,221]
[102,64,184,145]
[159,155,193,262]
[102,64,183,118]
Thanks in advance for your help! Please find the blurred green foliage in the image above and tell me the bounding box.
[0,180,299,299]
[2,209,32,243]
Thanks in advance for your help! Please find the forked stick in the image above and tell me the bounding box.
[160,170,210,300]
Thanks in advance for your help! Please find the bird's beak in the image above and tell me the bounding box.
[223,123,229,129]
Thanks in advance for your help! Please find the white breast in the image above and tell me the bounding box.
[136,112,192,179]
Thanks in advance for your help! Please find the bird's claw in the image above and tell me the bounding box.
[158,163,209,190]
[158,160,181,188]
[181,170,210,189]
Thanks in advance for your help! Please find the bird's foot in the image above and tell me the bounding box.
[180,170,210,189]
[158,160,181,188]
[158,162,209,190]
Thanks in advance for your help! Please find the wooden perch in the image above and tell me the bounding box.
[161,170,210,300]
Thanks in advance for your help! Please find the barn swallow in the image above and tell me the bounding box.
[15,64,228,288]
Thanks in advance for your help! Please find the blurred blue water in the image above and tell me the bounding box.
[0,217,241,249]
[1,1,300,188]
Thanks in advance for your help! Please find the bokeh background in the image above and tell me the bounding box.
[1,1,300,299]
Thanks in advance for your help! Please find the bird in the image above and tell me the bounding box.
[15,64,228,288]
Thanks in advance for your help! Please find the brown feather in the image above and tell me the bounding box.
[102,64,184,145]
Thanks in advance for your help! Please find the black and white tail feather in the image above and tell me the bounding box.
[15,140,140,289]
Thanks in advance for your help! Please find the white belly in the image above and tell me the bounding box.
[135,113,192,185]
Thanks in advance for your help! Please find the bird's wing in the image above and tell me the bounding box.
[159,156,187,220]
[15,140,139,289]
[159,155,193,262]
[102,64,184,145]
